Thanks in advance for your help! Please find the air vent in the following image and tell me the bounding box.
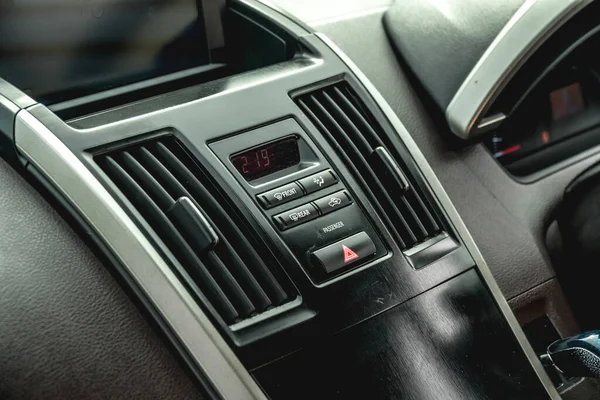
[96,137,296,326]
[296,82,447,251]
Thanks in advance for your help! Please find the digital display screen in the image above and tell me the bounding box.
[490,81,589,163]
[550,82,585,120]
[0,0,209,103]
[231,137,300,181]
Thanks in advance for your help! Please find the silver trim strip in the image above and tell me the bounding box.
[446,0,591,139]
[315,32,562,399]
[14,110,267,400]
[476,113,507,133]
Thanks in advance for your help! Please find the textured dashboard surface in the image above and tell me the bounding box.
[270,0,392,25]
[0,158,200,399]
[306,5,600,302]
[0,1,592,398]
[383,0,524,108]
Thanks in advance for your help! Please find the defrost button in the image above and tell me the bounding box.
[258,182,303,209]
[274,203,319,230]
[314,190,352,215]
[298,170,338,194]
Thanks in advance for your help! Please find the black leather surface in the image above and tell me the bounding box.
[383,0,523,109]
[0,158,201,399]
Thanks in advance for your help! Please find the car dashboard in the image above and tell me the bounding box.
[2,0,600,399]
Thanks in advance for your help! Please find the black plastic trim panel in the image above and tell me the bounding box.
[20,34,476,369]
[3,1,559,398]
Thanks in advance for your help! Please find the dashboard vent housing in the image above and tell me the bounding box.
[96,137,296,326]
[296,82,446,251]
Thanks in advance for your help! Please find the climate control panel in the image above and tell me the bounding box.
[210,119,387,284]
[257,170,338,210]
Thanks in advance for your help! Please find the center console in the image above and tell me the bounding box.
[0,0,560,398]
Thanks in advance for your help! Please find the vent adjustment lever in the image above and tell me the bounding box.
[167,196,218,253]
[371,147,409,193]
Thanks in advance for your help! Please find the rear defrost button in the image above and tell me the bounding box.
[274,203,319,230]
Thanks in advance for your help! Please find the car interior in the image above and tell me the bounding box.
[3,0,600,399]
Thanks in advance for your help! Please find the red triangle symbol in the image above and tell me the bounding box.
[342,244,359,263]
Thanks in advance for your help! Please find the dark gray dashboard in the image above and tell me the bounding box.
[307,0,594,316]
[0,0,593,398]
[0,159,200,399]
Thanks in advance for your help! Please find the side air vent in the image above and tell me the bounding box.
[96,137,296,326]
[296,82,451,253]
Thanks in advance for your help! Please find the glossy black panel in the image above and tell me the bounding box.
[29,44,477,366]
[17,5,544,394]
[254,270,550,400]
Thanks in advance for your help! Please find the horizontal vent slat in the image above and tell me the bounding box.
[206,251,256,318]
[320,91,372,155]
[102,156,240,323]
[400,196,428,240]
[332,86,383,148]
[298,98,408,249]
[120,151,174,210]
[97,137,296,327]
[154,142,291,306]
[296,82,447,251]
[137,146,190,199]
[304,93,420,246]
[216,242,272,313]
[137,143,274,312]
[409,191,440,233]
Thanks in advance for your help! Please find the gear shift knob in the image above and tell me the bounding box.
[543,331,600,379]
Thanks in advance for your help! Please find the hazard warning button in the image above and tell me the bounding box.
[311,232,376,274]
[342,245,359,263]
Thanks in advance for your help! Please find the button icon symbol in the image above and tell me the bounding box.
[288,209,311,222]
[313,176,325,187]
[328,197,342,207]
[342,244,359,263]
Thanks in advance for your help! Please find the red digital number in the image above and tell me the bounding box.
[241,156,249,174]
[255,151,261,167]
[260,149,270,167]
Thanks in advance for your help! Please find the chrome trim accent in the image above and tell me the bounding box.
[177,196,220,249]
[14,110,267,400]
[0,77,36,108]
[476,113,506,134]
[446,0,591,139]
[316,32,562,399]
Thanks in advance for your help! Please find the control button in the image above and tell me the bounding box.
[258,182,303,209]
[314,190,353,215]
[297,170,337,194]
[274,203,319,230]
[311,232,376,274]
